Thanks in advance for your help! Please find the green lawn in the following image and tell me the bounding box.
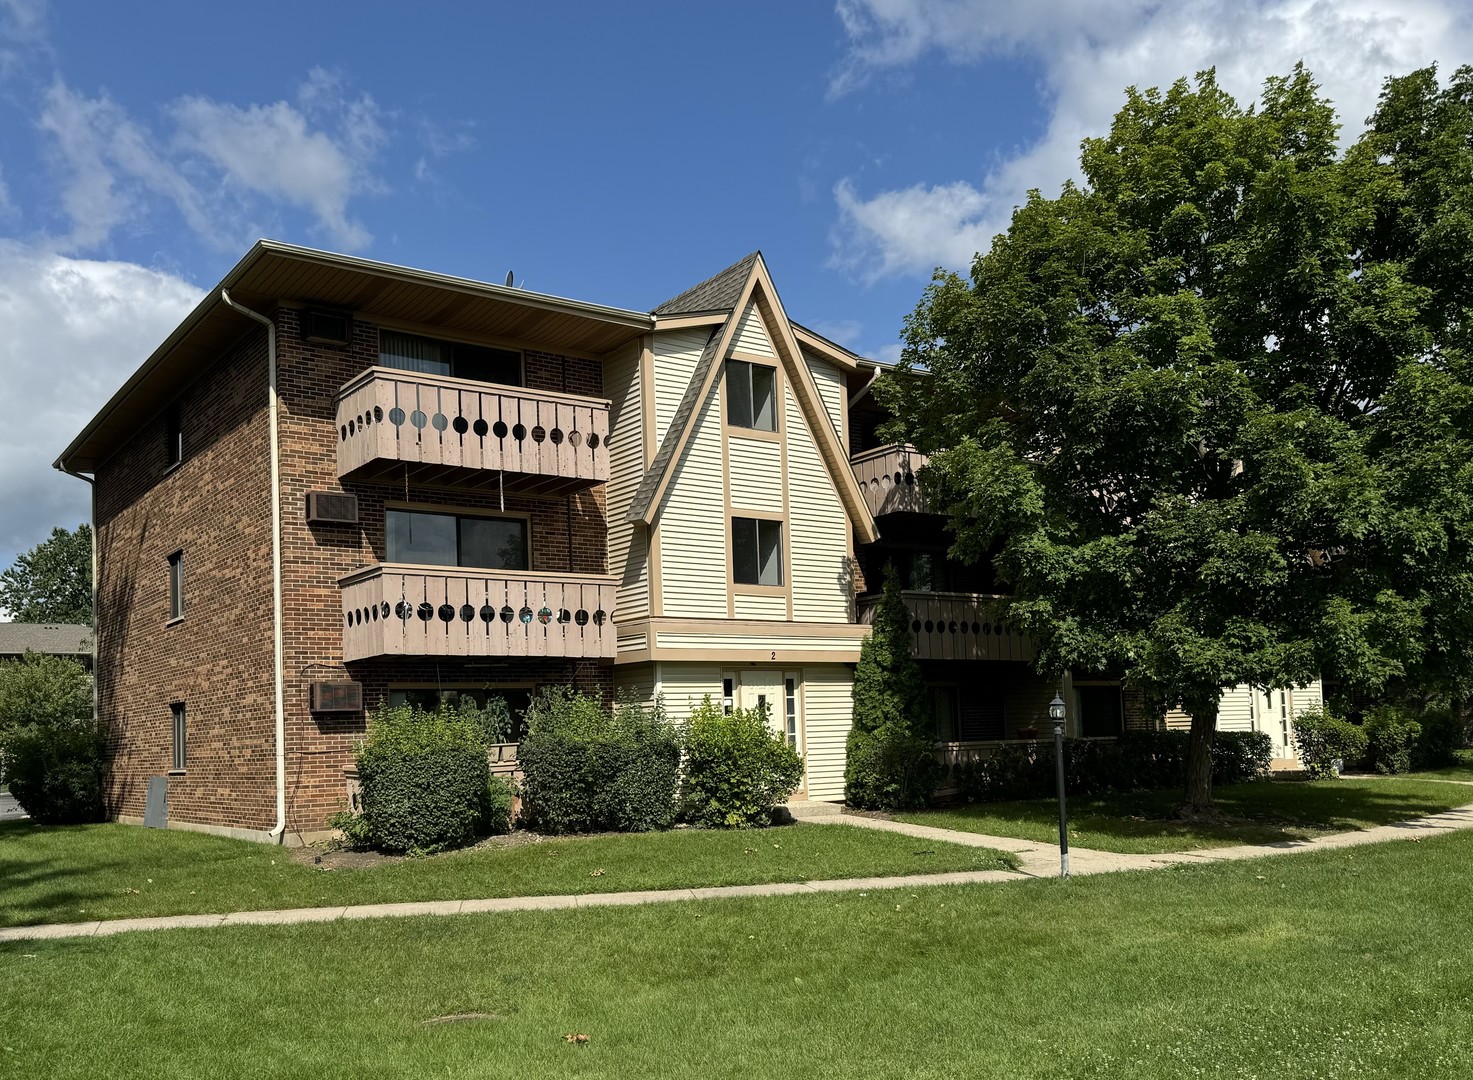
[5,831,1473,1078]
[893,777,1473,854]
[1404,749,1473,783]
[0,820,1013,928]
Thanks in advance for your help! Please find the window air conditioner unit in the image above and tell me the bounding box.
[302,309,352,345]
[306,491,358,526]
[310,681,363,714]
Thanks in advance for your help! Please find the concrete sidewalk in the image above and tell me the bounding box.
[4,803,1471,944]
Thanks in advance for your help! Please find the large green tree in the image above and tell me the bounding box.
[882,65,1473,812]
[0,524,93,625]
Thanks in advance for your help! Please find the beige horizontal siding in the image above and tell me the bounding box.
[734,302,775,357]
[728,435,782,511]
[801,664,854,801]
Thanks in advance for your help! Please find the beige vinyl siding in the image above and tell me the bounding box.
[800,664,855,801]
[1164,679,1326,734]
[656,662,724,724]
[655,377,727,618]
[785,382,853,623]
[728,436,782,511]
[653,329,711,447]
[734,593,788,620]
[604,341,649,622]
[734,302,776,357]
[1215,685,1254,733]
[614,663,657,709]
[805,355,846,447]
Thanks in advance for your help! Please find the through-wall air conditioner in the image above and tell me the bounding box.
[302,308,352,345]
[309,681,363,714]
[306,491,359,526]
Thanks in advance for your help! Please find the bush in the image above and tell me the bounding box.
[1362,707,1422,775]
[1292,707,1369,779]
[1213,730,1274,784]
[1414,707,1464,769]
[355,704,496,854]
[845,728,939,810]
[5,718,107,823]
[517,687,680,834]
[445,695,513,746]
[681,696,803,828]
[0,652,92,742]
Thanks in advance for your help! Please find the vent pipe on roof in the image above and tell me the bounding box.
[221,289,288,845]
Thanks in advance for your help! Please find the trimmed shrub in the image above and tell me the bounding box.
[5,718,107,824]
[845,728,939,810]
[517,688,680,834]
[681,696,803,828]
[1213,730,1274,784]
[355,704,496,854]
[1292,707,1369,780]
[0,652,92,741]
[1414,707,1464,769]
[1362,707,1421,775]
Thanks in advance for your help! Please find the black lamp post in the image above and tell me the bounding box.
[1049,692,1069,879]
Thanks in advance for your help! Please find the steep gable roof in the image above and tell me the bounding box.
[652,252,761,316]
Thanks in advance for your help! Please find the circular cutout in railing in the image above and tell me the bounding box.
[530,425,546,443]
[512,423,527,441]
[924,619,935,633]
[593,609,606,625]
[453,416,469,435]
[574,609,589,626]
[473,418,489,437]
[395,601,409,620]
[348,419,356,436]
[518,606,534,625]
[493,420,508,439]
[982,622,992,635]
[344,613,352,628]
[971,621,981,635]
[549,428,564,445]
[389,407,406,427]
[431,413,449,432]
[880,474,892,490]
[958,620,969,634]
[410,410,428,429]
[911,619,922,632]
[904,472,916,486]
[460,604,475,622]
[438,604,455,622]
[499,605,514,623]
[537,606,552,624]
[340,425,348,442]
[557,608,571,624]
[587,433,600,449]
[948,620,958,634]
[417,602,434,621]
[568,430,582,447]
[374,406,384,423]
[480,605,495,623]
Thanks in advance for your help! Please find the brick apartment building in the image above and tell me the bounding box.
[57,242,1317,843]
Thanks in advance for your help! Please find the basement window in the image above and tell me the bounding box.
[380,330,522,386]
[726,360,776,431]
[732,517,783,586]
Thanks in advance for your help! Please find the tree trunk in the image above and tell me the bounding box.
[1183,693,1221,815]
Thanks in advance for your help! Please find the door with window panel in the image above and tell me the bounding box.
[1248,687,1296,759]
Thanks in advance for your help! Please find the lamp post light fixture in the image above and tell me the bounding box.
[1048,692,1069,879]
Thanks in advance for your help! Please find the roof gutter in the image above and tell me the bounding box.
[220,289,288,845]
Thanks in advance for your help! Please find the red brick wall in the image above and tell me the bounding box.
[95,328,277,830]
[274,309,611,830]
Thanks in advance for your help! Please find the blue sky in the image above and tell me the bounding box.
[1,0,1470,577]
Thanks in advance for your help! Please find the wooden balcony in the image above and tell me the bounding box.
[335,367,610,495]
[850,444,931,516]
[340,564,617,662]
[858,590,1033,662]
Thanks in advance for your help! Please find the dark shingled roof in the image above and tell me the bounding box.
[652,252,761,316]
[627,325,727,521]
[0,622,92,657]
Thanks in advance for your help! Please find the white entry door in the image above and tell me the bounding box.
[1250,687,1297,760]
[738,670,785,738]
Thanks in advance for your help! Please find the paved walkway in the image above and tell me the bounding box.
[4,802,1471,944]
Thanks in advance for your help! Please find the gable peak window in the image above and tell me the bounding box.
[379,330,522,387]
[167,550,185,621]
[727,360,776,432]
[732,517,783,586]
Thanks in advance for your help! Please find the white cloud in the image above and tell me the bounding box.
[812,318,864,347]
[0,240,200,560]
[829,0,1473,279]
[36,70,386,253]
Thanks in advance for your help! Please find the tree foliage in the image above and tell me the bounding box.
[0,652,92,741]
[0,525,93,625]
[881,65,1473,809]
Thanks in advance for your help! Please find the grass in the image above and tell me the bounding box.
[0,820,1013,928]
[5,830,1473,1078]
[1404,749,1473,782]
[893,777,1473,854]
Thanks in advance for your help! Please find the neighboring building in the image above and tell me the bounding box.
[56,241,1309,843]
[0,622,93,671]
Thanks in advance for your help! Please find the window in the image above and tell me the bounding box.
[388,687,534,741]
[165,407,183,469]
[930,685,959,742]
[1077,685,1123,738]
[784,677,799,751]
[170,703,186,772]
[380,330,522,386]
[732,518,783,586]
[722,676,734,716]
[385,509,527,570]
[167,550,184,621]
[726,360,776,431]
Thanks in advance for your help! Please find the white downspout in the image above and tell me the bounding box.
[221,290,287,844]
[55,467,97,719]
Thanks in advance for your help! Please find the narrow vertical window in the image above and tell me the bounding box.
[784,677,799,751]
[171,702,186,772]
[722,676,734,716]
[165,407,183,468]
[167,550,184,621]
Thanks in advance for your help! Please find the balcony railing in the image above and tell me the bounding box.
[335,367,610,495]
[857,590,1033,663]
[850,444,931,516]
[340,563,617,662]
